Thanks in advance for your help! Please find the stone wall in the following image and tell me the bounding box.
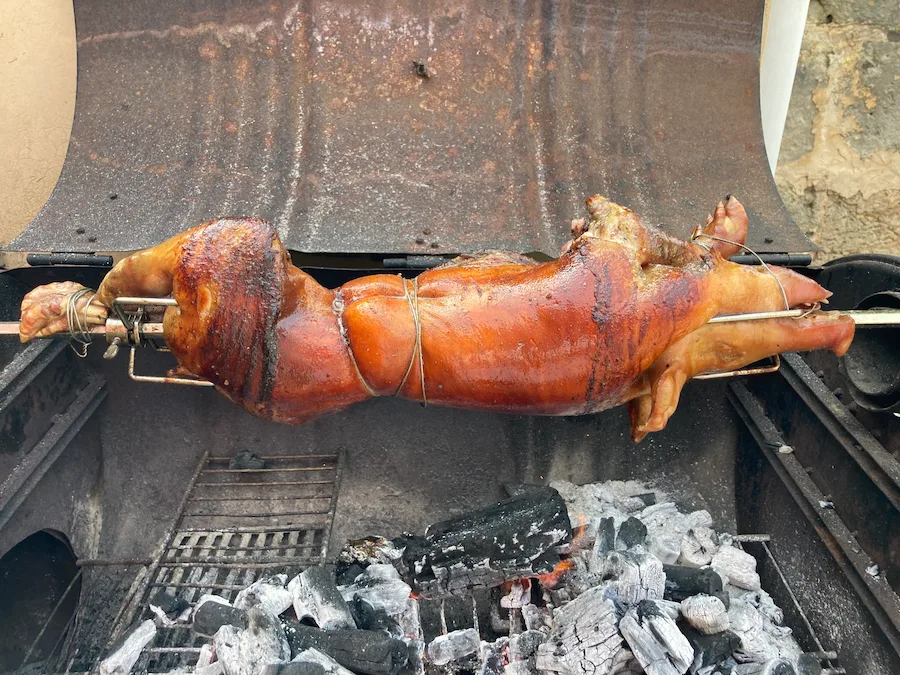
[776,0,900,260]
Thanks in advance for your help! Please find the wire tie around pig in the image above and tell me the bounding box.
[691,233,790,311]
[398,277,427,405]
[332,290,379,398]
[66,288,96,358]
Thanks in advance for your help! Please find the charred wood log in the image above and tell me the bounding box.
[535,587,628,675]
[595,551,665,606]
[394,487,572,599]
[285,624,410,675]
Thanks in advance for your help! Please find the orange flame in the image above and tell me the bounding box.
[535,514,585,589]
[537,558,575,589]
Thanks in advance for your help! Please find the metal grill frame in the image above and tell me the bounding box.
[57,450,343,673]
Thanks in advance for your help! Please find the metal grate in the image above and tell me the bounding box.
[59,450,343,673]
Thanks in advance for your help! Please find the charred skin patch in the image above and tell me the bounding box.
[168,218,284,416]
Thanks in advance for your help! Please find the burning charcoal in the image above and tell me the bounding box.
[680,626,740,673]
[619,600,693,675]
[595,518,617,556]
[235,575,293,617]
[395,598,423,641]
[230,450,267,470]
[535,587,628,675]
[501,579,532,609]
[349,597,402,637]
[679,528,719,568]
[402,638,426,675]
[506,630,546,675]
[663,565,729,608]
[733,660,796,675]
[214,607,290,675]
[99,619,157,675]
[595,551,665,606]
[480,637,509,675]
[285,623,410,675]
[292,648,357,675]
[681,595,729,635]
[616,517,648,550]
[339,563,413,615]
[427,628,481,665]
[289,566,356,630]
[194,595,248,637]
[711,547,760,592]
[522,603,552,632]
[395,487,572,599]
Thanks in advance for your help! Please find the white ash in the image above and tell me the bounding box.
[99,619,156,675]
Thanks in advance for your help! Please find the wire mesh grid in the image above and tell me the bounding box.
[56,450,343,674]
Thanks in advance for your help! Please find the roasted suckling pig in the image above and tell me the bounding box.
[19,195,854,441]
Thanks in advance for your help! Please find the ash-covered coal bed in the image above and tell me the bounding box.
[100,481,820,675]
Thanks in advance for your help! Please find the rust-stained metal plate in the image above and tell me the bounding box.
[10,0,813,256]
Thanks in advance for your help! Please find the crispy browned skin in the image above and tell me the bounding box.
[19,196,855,440]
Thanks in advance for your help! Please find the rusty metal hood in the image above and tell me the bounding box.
[9,0,813,257]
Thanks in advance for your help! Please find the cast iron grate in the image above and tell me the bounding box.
[57,450,343,673]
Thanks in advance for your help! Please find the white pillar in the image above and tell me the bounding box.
[759,0,811,175]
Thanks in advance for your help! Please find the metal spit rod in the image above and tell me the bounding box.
[0,306,898,343]
[1,306,898,339]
